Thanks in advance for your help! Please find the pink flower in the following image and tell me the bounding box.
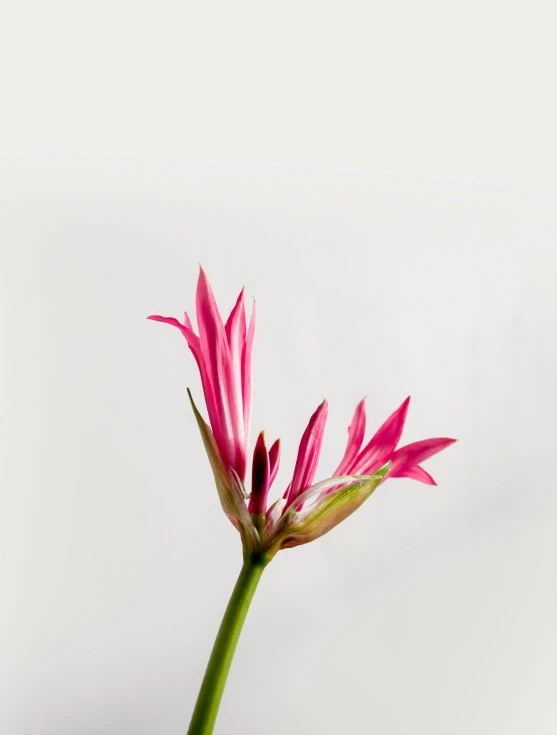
[260,397,455,554]
[148,267,255,483]
[149,269,455,557]
[333,396,455,485]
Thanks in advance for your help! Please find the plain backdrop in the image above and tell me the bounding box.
[1,0,557,191]
[2,2,557,734]
[2,158,556,735]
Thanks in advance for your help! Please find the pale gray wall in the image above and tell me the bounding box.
[2,158,556,734]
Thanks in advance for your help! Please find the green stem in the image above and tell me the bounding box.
[187,553,268,735]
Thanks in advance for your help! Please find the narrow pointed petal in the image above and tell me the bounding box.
[287,400,329,504]
[225,288,248,474]
[352,396,411,474]
[264,496,286,536]
[248,431,270,515]
[225,288,247,348]
[147,314,200,350]
[241,300,256,457]
[183,311,195,331]
[187,389,258,552]
[148,315,203,372]
[195,271,231,425]
[268,438,281,486]
[389,437,456,476]
[196,268,244,478]
[148,314,219,416]
[334,398,367,475]
[391,465,437,485]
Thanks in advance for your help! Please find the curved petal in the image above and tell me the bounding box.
[147,314,217,429]
[183,311,195,332]
[352,396,410,474]
[263,496,286,536]
[390,437,456,476]
[334,398,367,475]
[196,268,244,477]
[391,464,437,485]
[287,400,328,504]
[225,290,247,426]
[225,288,247,349]
[147,314,200,355]
[268,438,281,486]
[241,300,256,463]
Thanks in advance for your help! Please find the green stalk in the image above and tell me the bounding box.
[187,553,268,735]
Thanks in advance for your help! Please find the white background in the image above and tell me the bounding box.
[1,0,557,190]
[2,3,557,734]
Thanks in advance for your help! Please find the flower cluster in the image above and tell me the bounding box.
[149,269,455,558]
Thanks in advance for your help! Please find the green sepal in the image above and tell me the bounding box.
[187,389,259,553]
[263,464,390,556]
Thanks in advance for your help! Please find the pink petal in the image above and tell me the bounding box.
[147,314,199,352]
[241,300,256,459]
[148,314,218,414]
[196,269,244,478]
[390,465,437,485]
[183,311,195,332]
[352,396,411,474]
[287,400,329,504]
[264,496,286,532]
[225,289,248,469]
[268,438,281,486]
[389,437,456,476]
[334,397,367,475]
[225,288,247,349]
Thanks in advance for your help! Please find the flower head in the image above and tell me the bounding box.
[259,396,455,556]
[148,267,254,483]
[149,269,456,558]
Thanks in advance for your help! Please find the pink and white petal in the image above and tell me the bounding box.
[183,311,196,332]
[241,300,256,454]
[334,397,367,475]
[225,289,248,465]
[352,396,411,474]
[148,314,203,377]
[264,496,287,535]
[390,464,437,485]
[268,438,281,486]
[225,288,247,349]
[196,268,242,473]
[389,437,456,475]
[147,314,200,353]
[148,313,220,436]
[195,271,230,401]
[287,400,329,504]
